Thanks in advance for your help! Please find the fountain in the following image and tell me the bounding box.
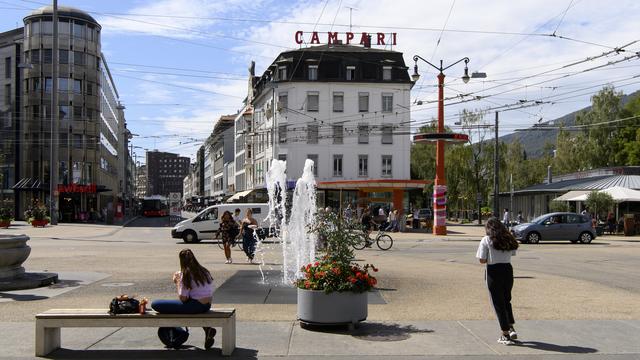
[265,158,317,285]
[0,234,57,291]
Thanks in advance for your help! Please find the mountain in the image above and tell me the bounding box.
[499,90,640,158]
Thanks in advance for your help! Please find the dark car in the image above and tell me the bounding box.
[510,212,596,244]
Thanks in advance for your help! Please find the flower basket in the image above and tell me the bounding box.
[0,220,10,229]
[0,206,13,228]
[30,219,49,227]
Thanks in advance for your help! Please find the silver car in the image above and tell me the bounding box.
[510,212,596,244]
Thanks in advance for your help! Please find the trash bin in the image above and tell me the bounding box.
[624,214,635,236]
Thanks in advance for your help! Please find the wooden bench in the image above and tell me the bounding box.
[35,308,236,356]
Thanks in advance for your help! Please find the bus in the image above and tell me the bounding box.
[142,196,169,217]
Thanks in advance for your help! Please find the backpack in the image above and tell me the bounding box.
[108,297,140,315]
[158,327,189,349]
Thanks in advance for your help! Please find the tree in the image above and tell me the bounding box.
[549,200,570,212]
[585,191,615,221]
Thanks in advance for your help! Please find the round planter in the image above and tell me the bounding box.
[0,220,10,229]
[31,219,48,227]
[297,288,367,326]
[0,234,31,278]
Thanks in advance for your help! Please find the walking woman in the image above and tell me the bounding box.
[476,218,520,345]
[217,211,237,264]
[241,208,259,263]
[151,249,217,349]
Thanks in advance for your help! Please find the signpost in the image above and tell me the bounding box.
[169,192,181,225]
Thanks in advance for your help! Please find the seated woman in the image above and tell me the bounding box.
[151,249,217,349]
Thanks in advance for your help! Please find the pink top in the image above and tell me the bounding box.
[177,272,214,300]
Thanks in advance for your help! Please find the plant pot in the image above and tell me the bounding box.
[297,288,367,326]
[0,220,10,229]
[31,219,49,227]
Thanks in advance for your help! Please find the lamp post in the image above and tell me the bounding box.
[411,56,485,235]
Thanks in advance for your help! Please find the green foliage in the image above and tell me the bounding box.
[310,211,362,265]
[549,200,570,213]
[585,191,615,219]
[24,199,49,222]
[0,204,13,221]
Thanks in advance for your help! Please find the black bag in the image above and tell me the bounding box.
[230,222,240,238]
[108,297,140,315]
[158,327,189,349]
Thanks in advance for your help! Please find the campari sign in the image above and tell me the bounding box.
[295,31,397,46]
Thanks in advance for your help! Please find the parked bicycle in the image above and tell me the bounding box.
[353,227,393,250]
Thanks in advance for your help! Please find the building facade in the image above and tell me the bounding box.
[145,150,190,197]
[0,6,132,221]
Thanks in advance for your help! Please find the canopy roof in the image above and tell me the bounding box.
[553,186,640,202]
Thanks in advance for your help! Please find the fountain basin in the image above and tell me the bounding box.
[0,234,57,290]
[297,289,367,326]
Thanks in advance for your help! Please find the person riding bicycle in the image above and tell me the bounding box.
[360,208,378,247]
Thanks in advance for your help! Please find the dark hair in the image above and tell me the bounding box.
[221,210,232,222]
[179,249,211,289]
[485,218,519,251]
[234,208,241,213]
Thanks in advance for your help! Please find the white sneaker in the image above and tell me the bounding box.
[225,259,230,264]
[508,327,518,340]
[229,258,233,264]
[497,334,514,345]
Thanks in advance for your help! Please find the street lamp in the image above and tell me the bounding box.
[411,55,484,235]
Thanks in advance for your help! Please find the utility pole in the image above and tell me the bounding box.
[49,0,59,224]
[493,111,499,219]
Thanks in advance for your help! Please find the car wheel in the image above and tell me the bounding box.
[526,232,540,244]
[182,230,199,243]
[579,232,593,244]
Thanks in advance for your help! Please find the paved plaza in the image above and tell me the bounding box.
[1,216,639,359]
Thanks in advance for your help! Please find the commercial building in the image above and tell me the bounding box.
[0,6,132,221]
[145,150,189,197]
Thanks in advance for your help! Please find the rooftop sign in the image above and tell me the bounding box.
[295,31,397,46]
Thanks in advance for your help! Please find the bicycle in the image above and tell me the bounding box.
[353,227,393,250]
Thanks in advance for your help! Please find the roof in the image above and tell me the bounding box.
[512,175,640,194]
[553,186,640,202]
[25,5,99,26]
[291,44,402,54]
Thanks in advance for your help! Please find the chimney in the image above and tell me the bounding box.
[547,165,553,184]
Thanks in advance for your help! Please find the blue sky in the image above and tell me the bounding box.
[2,0,640,163]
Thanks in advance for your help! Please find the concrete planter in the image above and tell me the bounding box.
[31,219,49,227]
[0,220,10,229]
[297,288,367,326]
[0,234,31,279]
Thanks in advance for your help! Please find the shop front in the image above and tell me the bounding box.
[57,183,107,222]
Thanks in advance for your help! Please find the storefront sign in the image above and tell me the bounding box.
[57,183,97,193]
[295,31,397,46]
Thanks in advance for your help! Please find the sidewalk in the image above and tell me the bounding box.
[0,216,139,239]
[1,319,638,359]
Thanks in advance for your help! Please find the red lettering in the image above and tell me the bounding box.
[392,32,397,45]
[346,32,354,44]
[377,33,385,45]
[310,31,320,44]
[295,30,303,44]
[327,32,338,44]
[359,32,369,45]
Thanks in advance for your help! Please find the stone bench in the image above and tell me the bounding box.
[35,308,236,356]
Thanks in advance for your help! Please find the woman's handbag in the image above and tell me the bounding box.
[108,295,140,315]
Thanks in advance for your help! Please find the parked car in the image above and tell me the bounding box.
[510,212,596,244]
[417,208,433,220]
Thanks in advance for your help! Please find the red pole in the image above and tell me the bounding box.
[433,72,447,235]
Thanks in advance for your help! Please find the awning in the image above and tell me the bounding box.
[553,190,592,202]
[553,186,640,202]
[11,178,47,191]
[226,189,253,203]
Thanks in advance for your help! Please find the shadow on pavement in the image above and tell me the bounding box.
[300,322,434,342]
[0,292,48,301]
[513,340,598,353]
[49,347,258,359]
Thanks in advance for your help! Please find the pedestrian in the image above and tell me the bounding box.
[217,211,237,264]
[233,208,242,241]
[151,249,217,349]
[581,207,590,220]
[502,208,510,226]
[516,211,524,224]
[412,207,420,229]
[361,208,374,247]
[241,208,259,263]
[386,209,399,232]
[476,218,520,345]
[344,203,353,221]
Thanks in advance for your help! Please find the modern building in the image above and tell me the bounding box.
[134,164,146,199]
[0,6,132,221]
[244,43,424,211]
[145,150,190,197]
[211,114,235,202]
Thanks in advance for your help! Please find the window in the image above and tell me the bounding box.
[59,133,67,147]
[4,57,10,78]
[383,66,392,80]
[73,79,82,94]
[73,106,83,118]
[358,124,369,144]
[308,65,318,80]
[33,78,40,91]
[381,125,393,144]
[358,92,369,112]
[307,91,319,112]
[332,125,343,144]
[30,49,40,64]
[333,155,343,177]
[307,124,319,144]
[278,92,288,112]
[59,50,69,64]
[58,19,69,35]
[382,93,393,112]
[72,22,85,38]
[44,77,52,93]
[307,154,318,176]
[58,78,68,92]
[31,20,40,35]
[73,134,83,148]
[43,49,52,64]
[278,154,287,162]
[59,105,70,124]
[73,51,85,66]
[333,92,344,112]
[382,155,392,177]
[86,82,93,96]
[278,66,287,80]
[278,125,287,143]
[4,84,10,105]
[346,66,355,80]
[42,21,53,34]
[358,155,368,177]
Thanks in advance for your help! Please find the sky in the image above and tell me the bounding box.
[1,0,640,163]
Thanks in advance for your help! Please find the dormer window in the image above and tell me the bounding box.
[346,66,355,80]
[278,66,287,81]
[308,65,318,81]
[383,66,392,81]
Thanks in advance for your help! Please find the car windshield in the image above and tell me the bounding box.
[531,214,549,224]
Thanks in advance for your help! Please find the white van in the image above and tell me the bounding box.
[171,203,270,243]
